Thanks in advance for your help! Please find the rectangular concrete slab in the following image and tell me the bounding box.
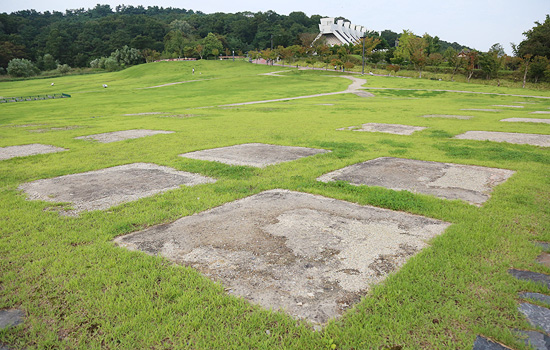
[114,189,450,324]
[179,143,330,168]
[0,144,67,160]
[501,118,550,124]
[75,129,174,143]
[418,114,474,120]
[338,123,426,135]
[317,157,515,206]
[454,131,550,147]
[19,163,216,215]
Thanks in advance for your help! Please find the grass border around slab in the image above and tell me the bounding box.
[1,60,549,349]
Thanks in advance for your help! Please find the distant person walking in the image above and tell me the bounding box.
[192,68,195,74]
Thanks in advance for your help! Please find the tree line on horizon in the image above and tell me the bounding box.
[0,5,464,69]
[0,5,548,86]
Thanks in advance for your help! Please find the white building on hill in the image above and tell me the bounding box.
[312,17,366,46]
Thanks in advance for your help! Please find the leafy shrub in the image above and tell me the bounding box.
[56,64,71,74]
[7,58,39,77]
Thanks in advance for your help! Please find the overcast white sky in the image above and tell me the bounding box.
[2,0,548,55]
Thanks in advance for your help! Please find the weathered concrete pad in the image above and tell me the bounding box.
[492,105,524,108]
[0,309,24,329]
[338,123,426,135]
[472,336,512,349]
[509,269,550,290]
[28,126,81,133]
[75,129,174,143]
[0,144,67,161]
[537,253,550,268]
[317,157,514,206]
[519,303,550,334]
[501,118,550,124]
[419,114,474,120]
[179,143,329,168]
[114,189,450,324]
[461,108,501,112]
[536,242,550,252]
[520,292,550,307]
[19,163,215,215]
[514,330,550,350]
[454,131,550,147]
[353,91,375,98]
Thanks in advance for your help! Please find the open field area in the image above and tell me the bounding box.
[1,60,550,349]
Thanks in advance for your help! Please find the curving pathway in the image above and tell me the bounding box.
[217,75,372,107]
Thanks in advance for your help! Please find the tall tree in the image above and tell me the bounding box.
[518,15,550,59]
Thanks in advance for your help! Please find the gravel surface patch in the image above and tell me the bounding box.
[0,144,67,161]
[75,129,174,143]
[179,143,330,168]
[418,114,474,120]
[317,157,515,206]
[114,189,450,324]
[338,123,426,135]
[454,131,550,147]
[501,118,550,124]
[19,163,216,215]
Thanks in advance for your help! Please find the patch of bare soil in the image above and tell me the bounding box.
[114,189,450,324]
[74,129,174,143]
[454,131,550,147]
[179,143,330,168]
[317,157,515,205]
[0,144,67,161]
[19,163,216,215]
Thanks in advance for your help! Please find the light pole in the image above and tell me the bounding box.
[361,36,366,75]
[232,50,235,62]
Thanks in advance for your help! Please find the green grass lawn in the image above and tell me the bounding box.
[1,60,549,349]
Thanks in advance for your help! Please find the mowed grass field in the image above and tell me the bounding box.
[1,60,550,349]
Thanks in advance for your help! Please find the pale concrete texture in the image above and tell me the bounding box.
[0,144,67,160]
[115,189,450,324]
[179,143,330,168]
[19,163,216,215]
[418,115,474,120]
[0,309,24,329]
[454,131,550,147]
[338,123,426,135]
[460,108,501,112]
[317,157,515,205]
[501,118,550,124]
[75,129,174,143]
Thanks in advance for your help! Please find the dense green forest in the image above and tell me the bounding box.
[0,4,465,69]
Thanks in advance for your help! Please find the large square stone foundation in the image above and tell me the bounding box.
[114,189,450,324]
[317,157,515,205]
